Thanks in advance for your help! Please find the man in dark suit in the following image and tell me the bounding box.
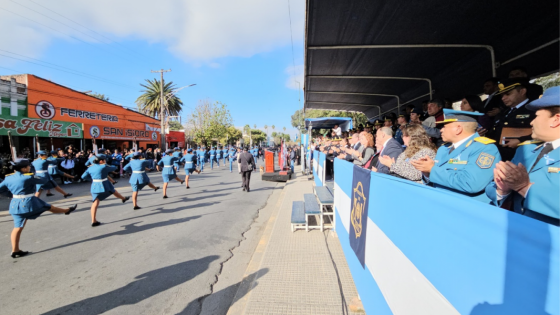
[375,127,404,174]
[239,147,256,192]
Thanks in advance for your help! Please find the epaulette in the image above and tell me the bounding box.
[474,137,496,145]
[5,173,15,177]
[518,140,543,147]
[23,173,34,176]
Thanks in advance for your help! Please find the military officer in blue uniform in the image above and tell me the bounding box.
[486,86,560,225]
[45,150,74,196]
[123,152,160,210]
[411,109,501,202]
[157,149,185,198]
[32,151,74,199]
[82,154,130,227]
[216,146,223,166]
[197,147,206,172]
[228,146,237,173]
[0,160,77,258]
[172,147,183,171]
[209,147,219,169]
[181,148,200,189]
[222,146,228,165]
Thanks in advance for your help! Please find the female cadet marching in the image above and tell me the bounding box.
[223,146,229,165]
[82,153,129,227]
[123,152,160,210]
[32,150,74,198]
[0,160,77,258]
[172,147,183,172]
[46,150,75,196]
[180,148,200,189]
[157,149,184,198]
[228,146,237,173]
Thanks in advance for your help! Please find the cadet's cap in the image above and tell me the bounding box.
[133,152,142,157]
[496,78,530,95]
[374,120,382,126]
[526,86,559,110]
[365,122,373,128]
[166,149,173,153]
[412,107,423,115]
[50,150,57,155]
[174,147,180,150]
[437,109,483,124]
[14,160,30,171]
[96,154,107,160]
[187,148,193,152]
[37,150,47,155]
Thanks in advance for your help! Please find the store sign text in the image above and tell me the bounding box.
[60,108,118,122]
[0,117,82,138]
[104,127,150,138]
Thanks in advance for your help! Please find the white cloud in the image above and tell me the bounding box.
[285,64,303,90]
[0,0,305,63]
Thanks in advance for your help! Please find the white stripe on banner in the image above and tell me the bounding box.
[334,182,350,232]
[365,218,460,315]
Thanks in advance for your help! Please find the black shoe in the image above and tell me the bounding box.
[242,187,246,191]
[91,221,101,227]
[46,193,54,197]
[133,206,141,210]
[122,196,130,204]
[65,204,78,215]
[11,250,29,258]
[180,180,185,185]
[113,181,118,185]
[154,187,160,192]
[187,186,190,189]
[247,188,250,192]
[163,195,168,199]
[64,193,72,198]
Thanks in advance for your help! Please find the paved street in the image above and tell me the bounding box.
[0,159,278,315]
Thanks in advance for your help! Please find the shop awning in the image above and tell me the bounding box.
[305,117,353,131]
[304,0,559,120]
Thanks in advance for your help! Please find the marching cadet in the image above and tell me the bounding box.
[123,152,160,210]
[172,147,183,172]
[0,160,77,258]
[181,148,200,189]
[411,109,501,202]
[82,154,129,226]
[252,146,259,164]
[486,86,560,225]
[216,146,223,166]
[229,146,237,173]
[45,150,74,196]
[86,149,119,184]
[157,149,185,198]
[209,147,219,169]
[33,151,73,199]
[197,146,206,172]
[223,146,229,165]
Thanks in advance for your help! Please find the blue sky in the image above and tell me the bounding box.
[0,0,305,139]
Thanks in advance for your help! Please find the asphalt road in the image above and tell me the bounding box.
[0,158,278,315]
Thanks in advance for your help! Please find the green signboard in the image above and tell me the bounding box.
[0,116,82,138]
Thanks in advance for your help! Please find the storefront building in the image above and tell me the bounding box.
[166,130,185,149]
[1,74,161,153]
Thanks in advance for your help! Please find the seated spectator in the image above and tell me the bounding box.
[394,114,409,145]
[377,124,436,183]
[508,66,544,101]
[411,109,501,202]
[410,108,423,125]
[338,132,364,166]
[421,100,430,121]
[405,104,415,115]
[486,86,560,225]
[482,77,504,117]
[422,99,445,146]
[371,127,403,174]
[344,132,374,168]
[461,95,493,134]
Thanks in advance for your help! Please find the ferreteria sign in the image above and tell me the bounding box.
[0,116,83,138]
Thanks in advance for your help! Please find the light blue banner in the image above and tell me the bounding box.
[333,158,559,315]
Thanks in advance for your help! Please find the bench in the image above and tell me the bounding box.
[313,186,335,231]
[290,201,306,232]
[304,194,321,232]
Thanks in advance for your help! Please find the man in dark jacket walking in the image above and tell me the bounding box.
[239,147,256,192]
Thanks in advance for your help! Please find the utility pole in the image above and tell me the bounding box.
[151,69,171,150]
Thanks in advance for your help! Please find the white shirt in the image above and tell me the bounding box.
[549,138,560,150]
[452,134,476,150]
[333,127,341,136]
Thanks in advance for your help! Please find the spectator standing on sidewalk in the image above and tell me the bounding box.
[60,154,75,184]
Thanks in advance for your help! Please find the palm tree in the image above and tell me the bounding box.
[136,78,183,119]
[263,124,268,144]
[253,124,257,129]
[283,127,286,132]
[271,125,275,132]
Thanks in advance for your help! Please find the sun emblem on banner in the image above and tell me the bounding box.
[351,182,366,238]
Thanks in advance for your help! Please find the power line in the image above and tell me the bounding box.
[27,0,147,60]
[287,0,297,79]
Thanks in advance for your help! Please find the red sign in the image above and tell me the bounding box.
[85,124,159,141]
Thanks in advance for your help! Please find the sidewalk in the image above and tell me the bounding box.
[228,173,364,315]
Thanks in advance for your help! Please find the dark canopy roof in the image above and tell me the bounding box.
[304,0,559,120]
[305,117,353,131]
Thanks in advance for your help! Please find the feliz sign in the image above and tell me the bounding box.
[0,116,83,138]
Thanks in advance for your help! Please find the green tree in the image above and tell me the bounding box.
[535,72,560,90]
[250,129,267,144]
[136,78,183,119]
[168,120,183,131]
[220,126,242,144]
[90,92,109,101]
[184,99,233,146]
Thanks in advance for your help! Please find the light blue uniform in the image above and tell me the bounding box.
[81,164,117,202]
[32,158,58,191]
[85,155,96,167]
[181,153,198,175]
[158,155,179,182]
[197,149,206,171]
[228,148,237,172]
[486,141,560,224]
[222,148,229,165]
[0,171,51,227]
[172,151,183,171]
[47,156,64,183]
[210,149,219,169]
[425,134,501,202]
[123,160,151,191]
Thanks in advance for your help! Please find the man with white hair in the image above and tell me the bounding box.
[374,127,403,174]
[412,109,501,202]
